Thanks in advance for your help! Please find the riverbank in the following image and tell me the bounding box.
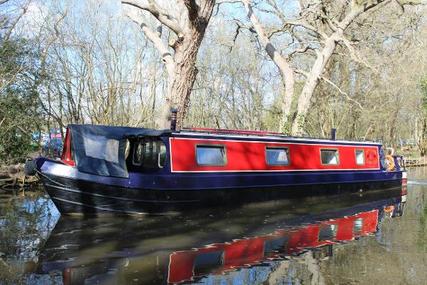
[404,156,427,167]
[0,163,38,190]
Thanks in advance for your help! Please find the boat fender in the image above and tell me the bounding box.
[385,155,395,171]
[24,159,37,176]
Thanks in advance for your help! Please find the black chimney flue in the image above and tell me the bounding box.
[331,128,336,140]
[170,108,178,131]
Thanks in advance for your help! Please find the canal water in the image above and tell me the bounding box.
[0,169,426,285]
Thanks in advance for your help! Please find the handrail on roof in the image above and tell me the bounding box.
[182,127,289,138]
[181,127,378,144]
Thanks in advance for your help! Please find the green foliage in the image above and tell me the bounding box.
[0,38,42,163]
[0,95,36,161]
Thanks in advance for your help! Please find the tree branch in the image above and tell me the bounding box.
[320,76,364,110]
[182,0,199,23]
[241,0,295,132]
[3,1,29,40]
[337,35,377,71]
[288,45,316,59]
[241,0,294,78]
[122,0,184,37]
[229,21,243,52]
[123,8,175,77]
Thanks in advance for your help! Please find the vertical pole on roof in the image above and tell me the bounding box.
[331,128,336,140]
[170,108,178,131]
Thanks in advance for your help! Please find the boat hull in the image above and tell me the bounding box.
[40,173,403,215]
[34,157,404,215]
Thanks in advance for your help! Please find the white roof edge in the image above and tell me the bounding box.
[175,131,381,145]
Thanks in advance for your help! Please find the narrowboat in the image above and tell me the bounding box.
[27,122,407,215]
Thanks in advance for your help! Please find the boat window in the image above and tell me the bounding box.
[133,142,143,166]
[132,138,167,168]
[83,135,120,164]
[355,149,365,165]
[319,224,338,241]
[266,147,290,166]
[321,149,339,165]
[124,139,130,159]
[196,145,226,166]
[143,140,153,166]
[158,143,167,168]
[353,218,363,234]
[264,237,288,254]
[193,250,224,275]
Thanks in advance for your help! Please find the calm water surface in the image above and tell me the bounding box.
[0,168,426,285]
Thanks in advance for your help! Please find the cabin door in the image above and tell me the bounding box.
[130,137,167,170]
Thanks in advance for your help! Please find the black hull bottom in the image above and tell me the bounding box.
[41,174,403,215]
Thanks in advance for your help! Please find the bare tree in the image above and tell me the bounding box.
[122,0,216,129]
[33,0,159,129]
[188,28,269,130]
[240,0,421,135]
[301,2,426,145]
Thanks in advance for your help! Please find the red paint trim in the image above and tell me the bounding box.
[61,128,75,167]
[170,138,379,172]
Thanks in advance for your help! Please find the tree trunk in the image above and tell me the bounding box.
[156,1,215,130]
[388,107,400,146]
[167,34,202,130]
[291,36,337,135]
[279,69,295,133]
[290,5,368,136]
[242,0,295,133]
[416,117,427,156]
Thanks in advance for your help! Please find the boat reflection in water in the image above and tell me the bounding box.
[168,205,399,283]
[33,187,406,284]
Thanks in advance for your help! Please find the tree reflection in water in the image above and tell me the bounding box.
[0,188,59,284]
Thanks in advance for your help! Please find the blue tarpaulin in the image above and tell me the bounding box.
[69,124,170,178]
